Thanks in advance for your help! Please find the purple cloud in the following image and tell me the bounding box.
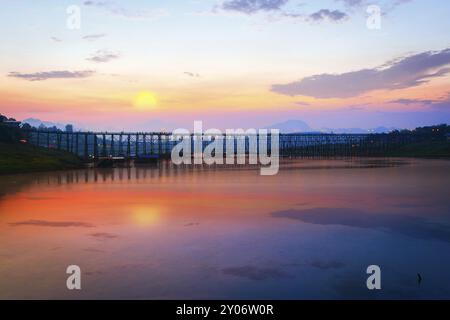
[390,94,450,111]
[335,0,413,9]
[221,0,288,14]
[8,70,95,81]
[389,98,435,105]
[272,48,450,98]
[82,33,107,41]
[308,9,348,22]
[334,0,364,6]
[86,50,120,63]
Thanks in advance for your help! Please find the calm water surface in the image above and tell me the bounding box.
[1,159,449,299]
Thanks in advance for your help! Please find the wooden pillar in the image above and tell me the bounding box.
[119,134,123,156]
[143,134,147,155]
[84,133,88,159]
[158,134,162,155]
[149,135,153,155]
[135,134,139,157]
[110,134,115,157]
[57,132,61,150]
[94,135,98,159]
[127,135,131,158]
[102,134,107,157]
[75,133,79,156]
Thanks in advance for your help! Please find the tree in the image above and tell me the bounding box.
[65,124,74,132]
[0,114,7,123]
[21,123,32,130]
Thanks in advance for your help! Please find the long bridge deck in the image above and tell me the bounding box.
[23,130,412,159]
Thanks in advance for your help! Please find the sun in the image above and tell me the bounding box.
[134,91,158,110]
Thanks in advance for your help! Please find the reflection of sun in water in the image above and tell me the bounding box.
[134,91,158,110]
[132,206,161,226]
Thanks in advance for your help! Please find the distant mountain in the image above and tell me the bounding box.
[136,119,177,132]
[320,126,398,134]
[267,119,398,134]
[22,118,67,130]
[266,119,314,133]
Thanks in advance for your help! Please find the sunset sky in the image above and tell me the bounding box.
[1,0,449,131]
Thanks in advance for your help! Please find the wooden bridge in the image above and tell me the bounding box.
[23,130,414,160]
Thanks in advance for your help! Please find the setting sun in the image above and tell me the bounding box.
[134,91,158,110]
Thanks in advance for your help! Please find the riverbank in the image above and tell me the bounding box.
[382,141,450,158]
[0,142,84,175]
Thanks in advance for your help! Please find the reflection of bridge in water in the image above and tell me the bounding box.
[26,159,408,187]
[24,130,413,159]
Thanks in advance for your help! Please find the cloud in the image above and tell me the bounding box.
[184,71,200,78]
[281,8,348,24]
[390,93,450,111]
[335,0,413,9]
[308,9,348,22]
[389,98,435,105]
[83,0,108,5]
[83,1,168,19]
[334,0,364,7]
[272,48,450,98]
[50,36,62,42]
[217,0,348,24]
[86,50,120,63]
[9,220,95,228]
[220,0,288,14]
[8,70,95,81]
[82,33,107,41]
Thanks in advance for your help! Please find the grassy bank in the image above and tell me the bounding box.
[0,142,84,175]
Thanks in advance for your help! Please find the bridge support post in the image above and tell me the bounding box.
[84,133,88,159]
[75,133,79,156]
[102,134,107,157]
[94,134,98,159]
[119,134,123,156]
[149,135,153,155]
[57,133,61,150]
[143,134,147,155]
[111,134,115,157]
[158,134,162,155]
[136,134,139,157]
[127,135,131,158]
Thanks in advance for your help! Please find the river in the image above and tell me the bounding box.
[0,158,449,299]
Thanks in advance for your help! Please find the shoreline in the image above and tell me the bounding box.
[0,142,85,175]
[1,152,449,176]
